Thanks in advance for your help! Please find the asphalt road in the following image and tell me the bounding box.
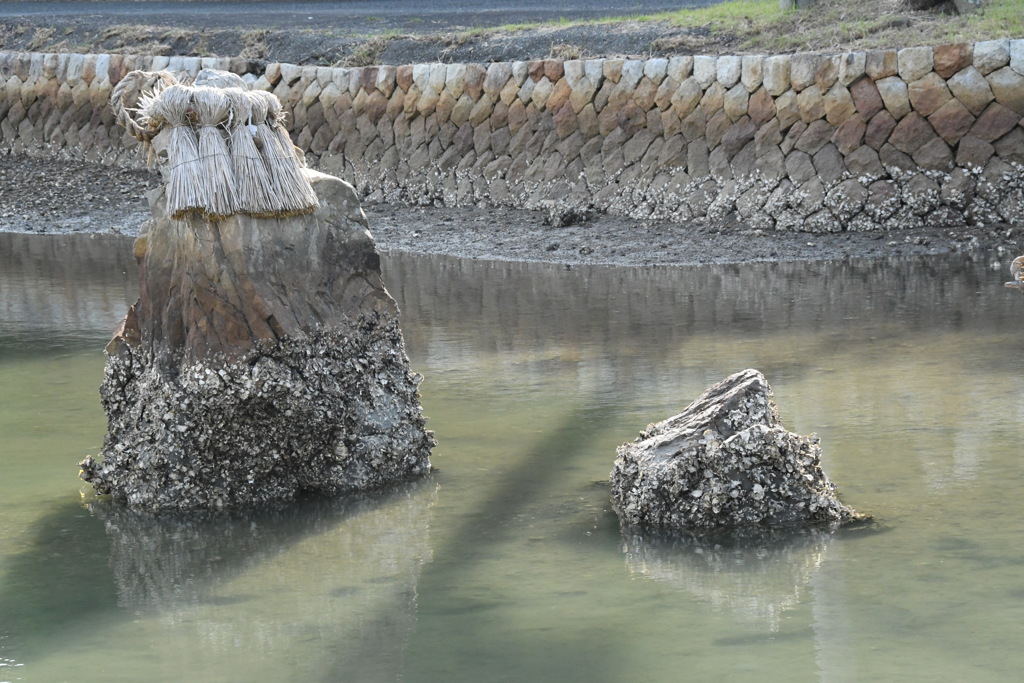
[0,1,726,33]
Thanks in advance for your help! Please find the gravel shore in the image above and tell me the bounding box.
[1,152,1019,267]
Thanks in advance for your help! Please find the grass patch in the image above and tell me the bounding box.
[456,0,1024,55]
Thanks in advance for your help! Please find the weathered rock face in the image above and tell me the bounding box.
[79,170,434,509]
[610,369,860,533]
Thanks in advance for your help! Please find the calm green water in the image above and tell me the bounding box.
[2,232,1024,682]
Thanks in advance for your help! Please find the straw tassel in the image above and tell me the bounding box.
[228,89,284,217]
[252,91,320,216]
[192,86,237,219]
[147,84,205,220]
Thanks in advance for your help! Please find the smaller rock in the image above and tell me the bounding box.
[610,369,864,534]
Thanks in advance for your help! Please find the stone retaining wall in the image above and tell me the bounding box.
[2,43,1024,231]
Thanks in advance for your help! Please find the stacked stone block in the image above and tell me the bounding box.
[2,41,1024,232]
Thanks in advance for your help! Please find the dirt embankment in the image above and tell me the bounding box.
[0,0,980,67]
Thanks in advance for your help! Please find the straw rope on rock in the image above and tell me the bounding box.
[109,70,319,220]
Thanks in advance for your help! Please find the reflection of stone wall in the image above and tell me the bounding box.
[2,42,1024,231]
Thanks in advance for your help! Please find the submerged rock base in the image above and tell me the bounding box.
[81,318,433,509]
[610,369,861,533]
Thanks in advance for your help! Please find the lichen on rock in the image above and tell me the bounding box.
[610,369,863,534]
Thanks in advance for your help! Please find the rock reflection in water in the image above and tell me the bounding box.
[86,479,436,678]
[620,527,834,632]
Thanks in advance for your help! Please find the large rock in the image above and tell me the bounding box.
[610,369,862,534]
[80,169,434,509]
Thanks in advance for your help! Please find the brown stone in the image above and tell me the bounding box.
[795,119,834,155]
[547,79,573,112]
[927,98,975,145]
[705,109,731,149]
[396,65,414,92]
[908,72,952,117]
[933,43,973,79]
[364,91,389,123]
[865,50,898,80]
[824,83,856,125]
[815,56,840,91]
[654,76,680,110]
[748,87,776,126]
[889,112,936,153]
[603,59,624,83]
[700,82,725,117]
[433,90,456,123]
[947,66,994,115]
[849,77,885,119]
[633,76,659,111]
[832,113,866,154]
[577,103,599,138]
[597,104,619,136]
[661,108,681,137]
[670,78,703,119]
[987,66,1024,114]
[507,99,527,133]
[464,64,487,99]
[864,109,897,150]
[970,102,1019,142]
[776,91,800,131]
[797,84,825,122]
[527,60,545,83]
[544,59,565,82]
[617,103,647,136]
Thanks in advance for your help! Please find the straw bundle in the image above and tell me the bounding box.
[146,84,205,219]
[227,88,284,217]
[192,87,237,218]
[113,76,320,220]
[252,90,320,216]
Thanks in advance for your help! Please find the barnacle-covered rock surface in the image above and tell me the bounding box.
[79,170,434,510]
[610,369,862,533]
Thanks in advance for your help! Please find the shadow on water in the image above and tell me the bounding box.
[0,479,436,671]
[384,404,630,683]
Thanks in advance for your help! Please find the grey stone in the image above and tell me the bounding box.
[974,39,1010,75]
[763,55,791,96]
[898,46,934,82]
[610,369,862,534]
[786,150,816,183]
